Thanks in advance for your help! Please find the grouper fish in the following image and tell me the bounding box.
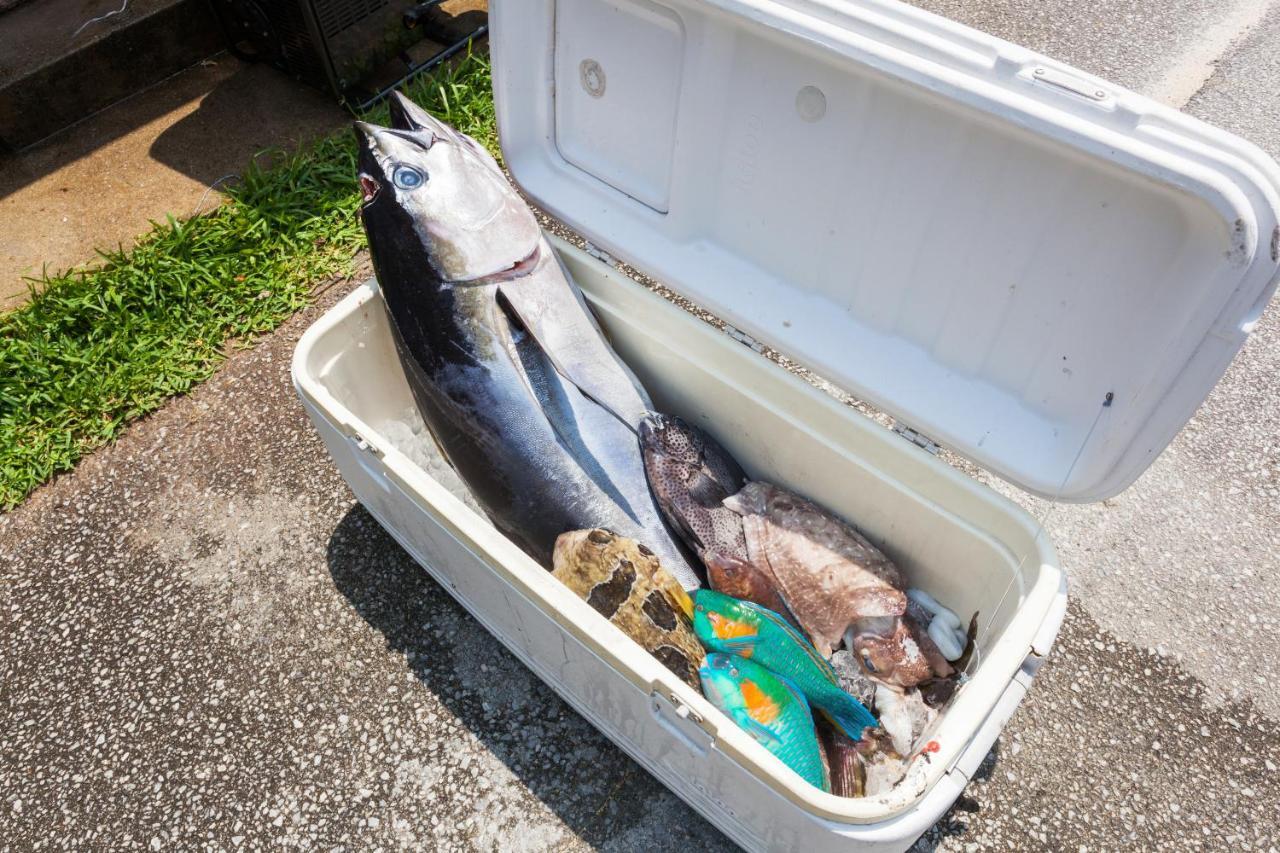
[353,92,701,587]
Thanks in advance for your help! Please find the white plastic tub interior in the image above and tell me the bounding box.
[294,235,1063,824]
[492,0,1280,503]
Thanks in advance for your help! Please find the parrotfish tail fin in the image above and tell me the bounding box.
[815,695,879,741]
[740,600,840,683]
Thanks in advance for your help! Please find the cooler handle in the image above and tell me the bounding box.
[348,431,392,494]
[947,663,1031,781]
[649,688,716,757]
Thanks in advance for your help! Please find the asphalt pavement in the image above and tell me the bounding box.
[4,1,1280,850]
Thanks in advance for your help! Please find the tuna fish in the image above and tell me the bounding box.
[353,92,699,586]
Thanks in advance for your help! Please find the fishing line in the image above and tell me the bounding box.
[71,0,130,38]
[962,390,1114,678]
[190,172,240,217]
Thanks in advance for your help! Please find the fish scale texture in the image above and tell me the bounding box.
[726,482,907,656]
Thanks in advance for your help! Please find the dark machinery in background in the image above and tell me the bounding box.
[209,0,487,109]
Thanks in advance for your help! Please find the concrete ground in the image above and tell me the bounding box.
[0,53,344,311]
[4,1,1280,851]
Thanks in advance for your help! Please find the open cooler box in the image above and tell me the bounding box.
[293,0,1280,849]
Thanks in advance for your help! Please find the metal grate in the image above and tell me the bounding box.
[313,0,389,38]
[272,2,327,86]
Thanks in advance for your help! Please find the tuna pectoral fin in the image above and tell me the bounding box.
[496,267,650,433]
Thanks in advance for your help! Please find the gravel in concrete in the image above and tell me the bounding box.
[904,0,1262,99]
[0,273,732,852]
[2,255,1278,850]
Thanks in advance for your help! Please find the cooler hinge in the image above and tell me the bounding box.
[583,241,615,266]
[723,323,766,354]
[892,422,941,455]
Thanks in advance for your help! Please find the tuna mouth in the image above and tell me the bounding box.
[447,242,543,286]
[359,174,380,206]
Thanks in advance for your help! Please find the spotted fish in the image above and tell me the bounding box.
[639,413,789,614]
[723,482,909,657]
[552,529,704,689]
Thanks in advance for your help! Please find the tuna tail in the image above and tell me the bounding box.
[813,690,879,741]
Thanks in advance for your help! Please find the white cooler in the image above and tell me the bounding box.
[292,0,1280,849]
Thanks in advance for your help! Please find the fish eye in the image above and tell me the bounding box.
[695,604,705,612]
[860,651,878,673]
[729,667,739,678]
[392,165,425,190]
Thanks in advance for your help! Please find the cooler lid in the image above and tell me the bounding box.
[489,0,1280,501]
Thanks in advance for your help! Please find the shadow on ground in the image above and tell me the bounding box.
[324,503,732,851]
[0,56,341,203]
[148,59,345,189]
[910,746,997,852]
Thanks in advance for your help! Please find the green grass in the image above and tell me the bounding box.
[0,50,498,510]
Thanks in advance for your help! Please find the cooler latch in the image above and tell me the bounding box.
[649,687,715,755]
[1029,65,1109,103]
[892,422,941,455]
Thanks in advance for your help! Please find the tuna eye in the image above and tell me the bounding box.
[392,166,425,190]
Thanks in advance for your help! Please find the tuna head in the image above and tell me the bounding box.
[353,91,541,284]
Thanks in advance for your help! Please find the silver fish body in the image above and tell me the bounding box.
[354,94,699,585]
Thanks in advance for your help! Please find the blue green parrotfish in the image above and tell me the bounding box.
[693,589,879,740]
[698,652,829,792]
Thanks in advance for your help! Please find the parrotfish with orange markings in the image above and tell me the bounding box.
[699,652,829,792]
[692,590,878,740]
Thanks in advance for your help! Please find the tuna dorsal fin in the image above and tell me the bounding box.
[496,248,651,434]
